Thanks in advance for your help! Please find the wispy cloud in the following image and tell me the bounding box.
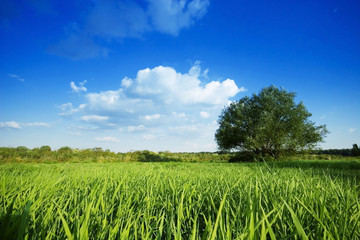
[48,29,109,60]
[67,131,82,136]
[128,125,147,132]
[142,134,156,140]
[58,103,86,116]
[200,111,210,118]
[349,128,356,133]
[94,136,120,143]
[0,121,21,129]
[0,121,51,129]
[147,0,210,35]
[70,80,87,93]
[23,122,51,127]
[49,0,210,59]
[144,114,161,120]
[172,112,186,118]
[81,115,109,122]
[8,74,24,82]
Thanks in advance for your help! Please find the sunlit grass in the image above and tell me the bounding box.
[1,161,359,239]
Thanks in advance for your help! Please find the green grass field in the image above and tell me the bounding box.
[1,160,359,239]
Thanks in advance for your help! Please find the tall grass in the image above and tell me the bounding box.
[0,162,359,239]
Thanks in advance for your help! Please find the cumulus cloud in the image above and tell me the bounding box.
[85,89,153,116]
[58,63,245,151]
[94,136,120,142]
[0,121,21,129]
[49,0,209,59]
[128,63,242,105]
[70,80,87,93]
[121,77,133,88]
[59,63,244,126]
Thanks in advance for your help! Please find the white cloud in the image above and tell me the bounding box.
[349,128,356,133]
[121,77,133,88]
[128,125,147,132]
[0,121,21,129]
[59,63,244,128]
[172,112,186,118]
[94,136,120,142]
[147,0,210,35]
[49,0,209,59]
[59,103,86,116]
[70,80,87,93]
[129,63,242,105]
[0,121,52,129]
[142,134,156,140]
[144,114,161,120]
[81,115,109,122]
[23,122,51,127]
[57,63,245,151]
[68,124,98,131]
[238,86,247,92]
[8,74,24,82]
[200,111,210,118]
[169,125,198,132]
[67,131,82,136]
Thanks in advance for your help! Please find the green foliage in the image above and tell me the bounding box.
[215,86,328,158]
[0,147,232,163]
[352,144,360,156]
[1,145,359,164]
[39,145,51,152]
[0,161,359,239]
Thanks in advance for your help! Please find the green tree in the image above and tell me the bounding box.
[16,146,29,158]
[215,85,328,158]
[352,144,360,156]
[40,145,52,153]
[57,146,73,161]
[58,146,72,154]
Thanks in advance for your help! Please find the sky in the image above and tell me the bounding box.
[0,0,359,152]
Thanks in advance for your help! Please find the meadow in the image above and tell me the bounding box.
[1,160,359,239]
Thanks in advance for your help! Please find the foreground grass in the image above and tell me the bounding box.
[0,160,359,239]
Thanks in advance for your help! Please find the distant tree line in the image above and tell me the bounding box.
[0,146,232,163]
[0,144,358,163]
[313,144,360,157]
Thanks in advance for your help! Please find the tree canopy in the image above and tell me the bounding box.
[215,85,328,158]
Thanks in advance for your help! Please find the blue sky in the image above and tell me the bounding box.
[0,0,359,152]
